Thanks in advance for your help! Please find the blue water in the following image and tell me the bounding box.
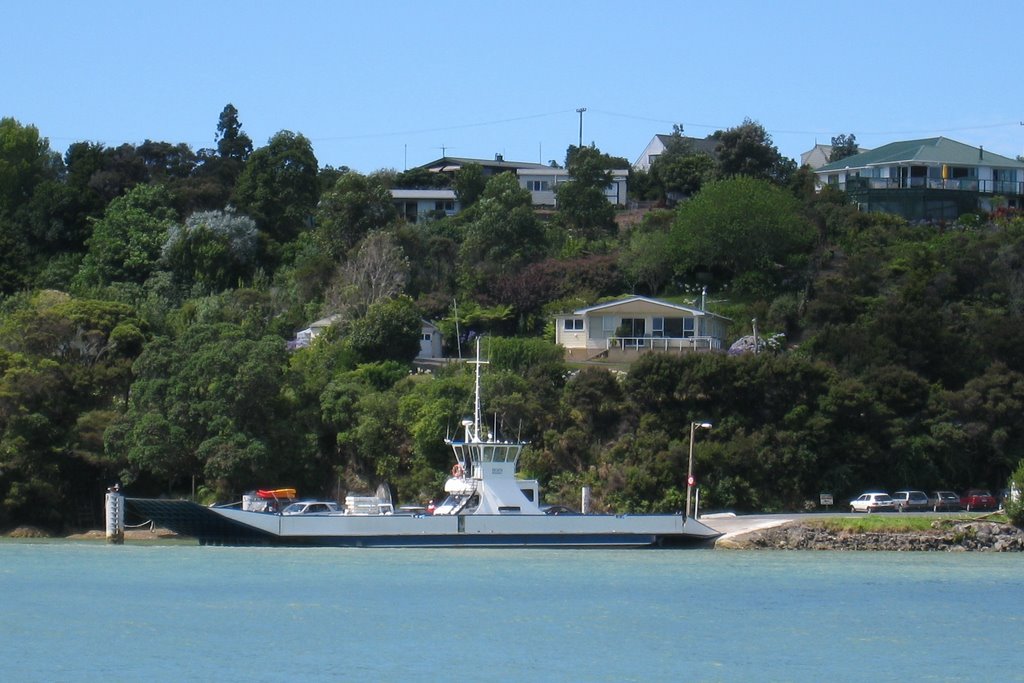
[1,542,1022,682]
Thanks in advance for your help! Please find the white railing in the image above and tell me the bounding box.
[606,336,720,352]
[838,177,1024,195]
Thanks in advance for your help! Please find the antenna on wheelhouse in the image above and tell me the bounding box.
[467,338,489,443]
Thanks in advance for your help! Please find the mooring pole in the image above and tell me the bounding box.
[105,487,124,544]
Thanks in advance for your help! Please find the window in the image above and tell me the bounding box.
[590,315,617,340]
[949,166,974,179]
[664,317,685,337]
[563,318,583,331]
[683,318,695,338]
[421,333,431,341]
[434,200,454,212]
[618,318,646,348]
[652,317,664,337]
[528,180,550,192]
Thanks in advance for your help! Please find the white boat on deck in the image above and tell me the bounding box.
[127,342,720,548]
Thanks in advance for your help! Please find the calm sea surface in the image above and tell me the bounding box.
[1,541,1021,682]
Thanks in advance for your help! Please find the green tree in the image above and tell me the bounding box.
[669,176,815,291]
[313,172,397,258]
[112,323,303,497]
[829,133,859,163]
[650,148,716,200]
[161,208,259,293]
[233,130,319,246]
[618,208,675,294]
[0,118,64,293]
[564,145,616,188]
[75,184,178,289]
[0,117,60,220]
[0,290,147,528]
[345,295,422,364]
[0,350,70,527]
[452,163,486,207]
[713,118,795,184]
[394,166,449,189]
[555,181,615,239]
[648,126,716,200]
[216,104,253,162]
[459,173,545,289]
[84,143,150,203]
[1005,460,1024,527]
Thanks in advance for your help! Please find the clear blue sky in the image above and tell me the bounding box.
[6,1,1024,173]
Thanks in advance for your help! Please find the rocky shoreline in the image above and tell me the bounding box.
[6,525,180,541]
[718,519,1024,552]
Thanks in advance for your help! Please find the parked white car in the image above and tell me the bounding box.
[281,501,341,515]
[850,492,895,513]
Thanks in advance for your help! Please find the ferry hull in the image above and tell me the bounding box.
[126,498,721,548]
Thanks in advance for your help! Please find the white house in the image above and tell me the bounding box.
[289,314,444,362]
[287,314,344,351]
[800,143,833,169]
[554,296,730,362]
[419,320,444,359]
[800,142,869,169]
[516,167,629,207]
[391,189,460,223]
[415,155,627,207]
[633,134,719,171]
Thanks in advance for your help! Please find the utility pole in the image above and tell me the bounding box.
[576,107,587,148]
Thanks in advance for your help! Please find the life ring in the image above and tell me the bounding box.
[452,463,464,477]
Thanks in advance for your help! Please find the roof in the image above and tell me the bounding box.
[516,167,629,178]
[308,313,343,329]
[654,134,719,157]
[390,189,457,200]
[419,156,553,173]
[816,137,1024,172]
[568,296,731,321]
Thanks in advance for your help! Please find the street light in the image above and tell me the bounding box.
[686,421,712,518]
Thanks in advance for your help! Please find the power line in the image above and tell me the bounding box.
[310,109,577,142]
[590,108,1021,139]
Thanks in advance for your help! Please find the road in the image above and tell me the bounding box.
[698,510,990,542]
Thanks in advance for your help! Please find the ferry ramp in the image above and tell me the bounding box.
[699,513,795,547]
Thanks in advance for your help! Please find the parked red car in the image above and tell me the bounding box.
[960,489,997,512]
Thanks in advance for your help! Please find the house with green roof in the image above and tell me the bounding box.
[813,137,1024,220]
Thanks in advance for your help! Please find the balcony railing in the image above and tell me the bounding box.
[606,336,721,352]
[838,177,1023,195]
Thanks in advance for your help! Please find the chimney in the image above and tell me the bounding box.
[495,153,503,162]
[979,145,983,160]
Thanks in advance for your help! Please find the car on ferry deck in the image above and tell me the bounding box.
[541,504,579,515]
[281,501,341,515]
